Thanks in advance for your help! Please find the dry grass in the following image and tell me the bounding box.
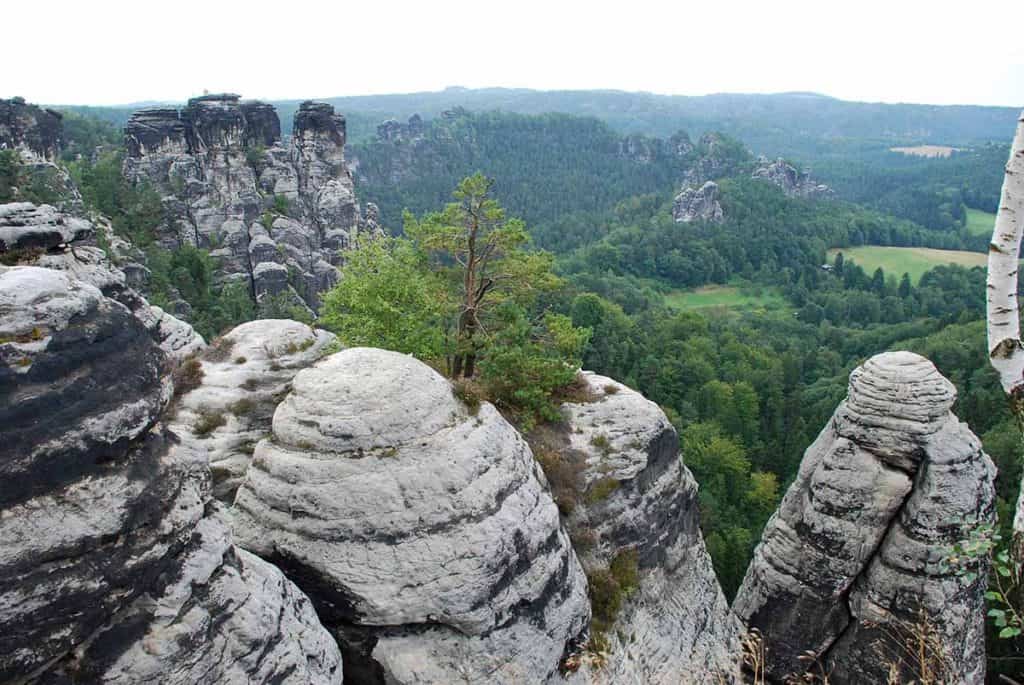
[874,610,951,685]
[172,355,204,399]
[535,447,587,516]
[193,410,226,437]
[551,371,600,404]
[204,336,236,363]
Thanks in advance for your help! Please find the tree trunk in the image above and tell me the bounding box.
[986,110,1024,557]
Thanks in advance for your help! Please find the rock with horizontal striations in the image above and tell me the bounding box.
[232,347,590,684]
[0,202,92,251]
[0,267,341,683]
[752,156,833,199]
[9,208,206,363]
[0,265,192,679]
[551,372,741,683]
[672,180,724,223]
[169,319,337,501]
[36,507,343,685]
[733,351,995,684]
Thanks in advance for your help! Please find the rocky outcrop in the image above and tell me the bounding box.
[376,114,426,142]
[672,180,725,223]
[169,319,337,501]
[752,156,833,199]
[733,352,995,684]
[548,372,740,683]
[0,97,63,161]
[1,203,205,362]
[681,131,749,187]
[0,201,92,251]
[0,265,341,683]
[0,98,82,211]
[232,347,590,684]
[124,95,380,312]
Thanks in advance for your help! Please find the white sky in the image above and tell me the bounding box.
[5,0,1023,107]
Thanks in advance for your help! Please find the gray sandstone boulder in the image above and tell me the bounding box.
[232,347,590,684]
[2,205,205,362]
[169,318,337,501]
[733,351,995,684]
[0,266,341,683]
[551,372,741,683]
[0,201,92,251]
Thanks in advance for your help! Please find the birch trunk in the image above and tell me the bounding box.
[986,110,1024,556]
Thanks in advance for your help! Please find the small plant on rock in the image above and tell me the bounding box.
[193,410,226,437]
[172,355,204,398]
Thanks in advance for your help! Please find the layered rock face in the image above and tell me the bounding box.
[232,347,590,684]
[552,372,740,683]
[0,266,341,683]
[124,95,380,312]
[751,156,833,199]
[0,201,92,251]
[169,318,337,501]
[733,352,995,684]
[0,202,205,361]
[672,180,725,223]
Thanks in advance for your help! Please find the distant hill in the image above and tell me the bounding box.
[301,88,1020,155]
[50,88,1019,158]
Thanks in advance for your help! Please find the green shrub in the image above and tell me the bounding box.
[204,336,236,362]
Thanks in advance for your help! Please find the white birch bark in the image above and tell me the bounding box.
[986,110,1024,552]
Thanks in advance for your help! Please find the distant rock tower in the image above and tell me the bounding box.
[123,95,382,313]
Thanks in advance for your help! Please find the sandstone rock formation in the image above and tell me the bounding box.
[0,265,340,683]
[733,351,995,684]
[752,156,833,199]
[0,97,63,161]
[124,95,380,312]
[672,180,725,223]
[232,347,590,684]
[0,202,205,362]
[681,131,748,187]
[376,114,426,142]
[549,372,740,683]
[0,97,82,211]
[0,201,92,251]
[169,318,337,501]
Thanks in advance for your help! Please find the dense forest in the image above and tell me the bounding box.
[53,101,1023,667]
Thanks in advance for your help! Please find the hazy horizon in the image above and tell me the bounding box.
[8,0,1023,108]
[27,87,1024,111]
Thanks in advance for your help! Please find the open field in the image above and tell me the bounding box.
[827,246,987,283]
[664,285,788,310]
[889,145,961,158]
[964,207,997,237]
